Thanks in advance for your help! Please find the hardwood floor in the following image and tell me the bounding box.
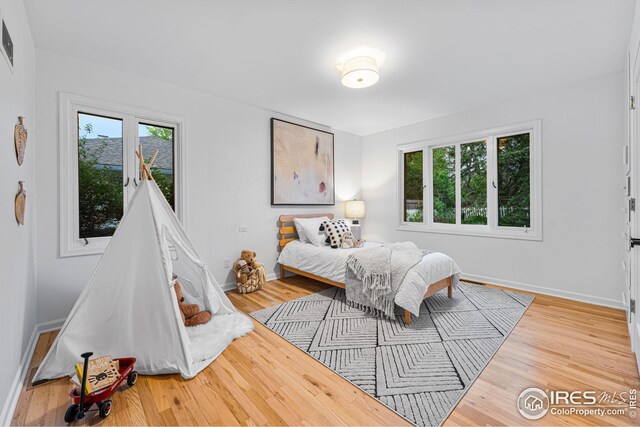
[11,276,640,426]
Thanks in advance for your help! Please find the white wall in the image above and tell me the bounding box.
[362,72,625,308]
[35,49,362,324]
[629,1,640,70]
[0,0,37,422]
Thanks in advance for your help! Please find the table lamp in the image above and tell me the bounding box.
[345,200,365,239]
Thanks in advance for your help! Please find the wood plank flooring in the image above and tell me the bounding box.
[11,276,640,426]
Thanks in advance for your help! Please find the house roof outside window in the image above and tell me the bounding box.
[84,136,173,173]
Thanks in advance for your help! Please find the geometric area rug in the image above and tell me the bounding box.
[250,281,534,426]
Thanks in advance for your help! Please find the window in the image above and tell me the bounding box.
[432,145,456,224]
[460,141,487,225]
[78,113,124,238]
[398,121,541,240]
[60,93,185,257]
[403,150,423,222]
[139,123,175,210]
[497,133,530,227]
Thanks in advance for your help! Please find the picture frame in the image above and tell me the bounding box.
[271,118,335,206]
[0,9,14,73]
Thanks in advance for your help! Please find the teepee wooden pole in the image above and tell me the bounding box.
[136,145,148,180]
[136,145,158,181]
[148,149,159,169]
[144,149,159,181]
[137,147,143,180]
[145,163,154,180]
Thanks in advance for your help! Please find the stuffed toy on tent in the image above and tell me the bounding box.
[32,147,253,383]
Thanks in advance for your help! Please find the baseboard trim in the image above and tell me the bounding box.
[0,316,65,426]
[461,273,624,309]
[37,317,66,333]
[221,282,237,292]
[0,327,37,426]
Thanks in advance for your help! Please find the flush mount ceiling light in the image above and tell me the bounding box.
[336,47,385,89]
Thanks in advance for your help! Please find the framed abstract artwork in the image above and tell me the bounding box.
[271,118,335,205]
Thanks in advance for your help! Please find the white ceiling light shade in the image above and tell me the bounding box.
[341,56,379,88]
[336,47,385,89]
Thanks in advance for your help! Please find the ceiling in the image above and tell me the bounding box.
[24,0,636,136]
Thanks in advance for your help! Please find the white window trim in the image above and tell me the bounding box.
[59,92,187,257]
[396,120,542,241]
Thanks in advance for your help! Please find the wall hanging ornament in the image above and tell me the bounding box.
[14,116,27,165]
[15,181,25,225]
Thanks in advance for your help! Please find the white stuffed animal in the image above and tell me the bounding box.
[340,231,365,249]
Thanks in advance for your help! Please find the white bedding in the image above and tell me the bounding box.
[277,240,461,316]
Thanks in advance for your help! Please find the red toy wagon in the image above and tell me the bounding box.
[64,352,138,423]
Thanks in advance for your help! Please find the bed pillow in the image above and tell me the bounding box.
[295,216,331,246]
[321,219,350,249]
[293,218,311,243]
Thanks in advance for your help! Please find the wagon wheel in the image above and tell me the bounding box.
[64,404,80,423]
[99,400,112,418]
[127,371,138,386]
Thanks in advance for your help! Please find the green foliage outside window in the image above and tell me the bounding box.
[404,151,423,222]
[78,123,123,238]
[460,141,487,224]
[432,146,456,223]
[149,166,174,210]
[403,132,530,229]
[497,133,530,227]
[145,126,174,142]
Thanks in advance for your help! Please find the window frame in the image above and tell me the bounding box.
[59,92,186,257]
[137,119,178,210]
[397,120,542,241]
[401,149,425,223]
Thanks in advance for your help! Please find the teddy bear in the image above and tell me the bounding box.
[233,250,266,293]
[234,259,252,283]
[340,231,365,249]
[233,251,254,277]
[241,250,264,271]
[173,280,212,327]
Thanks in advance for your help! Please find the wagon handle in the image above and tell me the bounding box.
[79,352,93,415]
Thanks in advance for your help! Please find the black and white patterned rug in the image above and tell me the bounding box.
[250,281,534,426]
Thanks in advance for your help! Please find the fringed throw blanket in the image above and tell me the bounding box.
[345,242,425,318]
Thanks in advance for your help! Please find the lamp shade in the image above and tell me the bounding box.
[345,200,366,219]
[341,56,379,89]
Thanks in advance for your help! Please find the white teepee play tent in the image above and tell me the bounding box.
[33,151,253,383]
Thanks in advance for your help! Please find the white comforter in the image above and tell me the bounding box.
[277,240,461,316]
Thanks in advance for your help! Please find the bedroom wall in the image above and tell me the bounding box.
[0,0,37,423]
[362,72,625,308]
[34,49,362,324]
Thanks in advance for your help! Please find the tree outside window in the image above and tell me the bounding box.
[404,150,424,222]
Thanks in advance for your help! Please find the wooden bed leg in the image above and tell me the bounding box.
[280,265,285,280]
[448,283,453,298]
[404,310,411,326]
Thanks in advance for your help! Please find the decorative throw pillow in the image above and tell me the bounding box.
[293,218,311,243]
[321,219,350,249]
[295,216,331,246]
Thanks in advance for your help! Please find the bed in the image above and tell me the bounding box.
[277,213,461,325]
